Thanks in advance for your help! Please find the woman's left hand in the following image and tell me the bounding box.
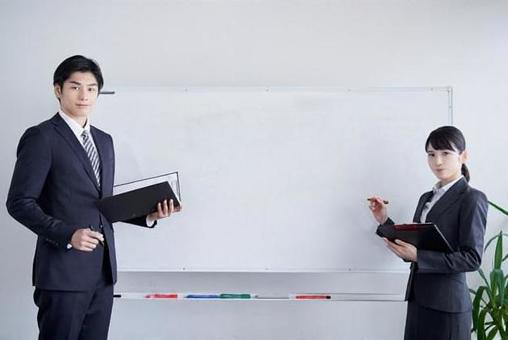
[383,238,417,262]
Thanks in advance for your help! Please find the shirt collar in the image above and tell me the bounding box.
[432,175,464,195]
[58,110,91,139]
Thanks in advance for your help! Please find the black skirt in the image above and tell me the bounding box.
[404,301,471,340]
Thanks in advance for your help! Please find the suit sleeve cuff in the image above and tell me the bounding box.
[146,216,156,227]
[46,221,78,250]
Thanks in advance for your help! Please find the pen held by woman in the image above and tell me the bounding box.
[366,197,389,204]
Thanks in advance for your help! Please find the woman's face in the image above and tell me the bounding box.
[426,144,467,184]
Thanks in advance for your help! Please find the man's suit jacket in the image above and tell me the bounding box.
[381,177,488,313]
[6,113,147,291]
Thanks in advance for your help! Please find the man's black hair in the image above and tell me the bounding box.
[53,55,104,90]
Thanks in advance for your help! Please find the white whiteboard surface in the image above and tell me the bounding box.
[94,87,451,272]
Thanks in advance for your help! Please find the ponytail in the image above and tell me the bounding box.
[461,164,470,182]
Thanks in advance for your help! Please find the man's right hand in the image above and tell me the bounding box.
[70,228,104,251]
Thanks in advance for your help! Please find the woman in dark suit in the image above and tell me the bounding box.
[368,126,488,340]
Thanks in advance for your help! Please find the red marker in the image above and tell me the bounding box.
[145,293,178,299]
[295,295,331,300]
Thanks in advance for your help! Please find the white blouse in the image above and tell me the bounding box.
[419,176,464,223]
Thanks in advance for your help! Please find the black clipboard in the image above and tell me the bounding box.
[376,223,453,253]
[96,181,181,223]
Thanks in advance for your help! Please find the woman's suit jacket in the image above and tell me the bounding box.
[381,177,488,313]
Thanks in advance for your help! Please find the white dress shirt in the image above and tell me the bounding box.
[58,111,98,150]
[420,176,464,223]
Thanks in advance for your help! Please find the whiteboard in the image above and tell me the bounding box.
[93,87,451,272]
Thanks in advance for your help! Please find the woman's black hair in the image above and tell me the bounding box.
[53,55,104,90]
[425,126,469,182]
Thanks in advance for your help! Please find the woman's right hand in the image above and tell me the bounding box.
[367,196,388,224]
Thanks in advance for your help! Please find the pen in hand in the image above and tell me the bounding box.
[367,197,389,205]
[89,225,104,246]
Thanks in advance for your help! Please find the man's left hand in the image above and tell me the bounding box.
[147,199,182,224]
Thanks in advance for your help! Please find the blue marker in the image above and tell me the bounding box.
[185,294,220,299]
[220,293,252,299]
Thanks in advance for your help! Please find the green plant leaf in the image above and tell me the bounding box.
[491,307,507,338]
[490,271,498,307]
[478,309,488,340]
[504,280,508,304]
[479,269,494,303]
[487,327,499,340]
[472,286,486,331]
[494,231,503,269]
[484,233,508,252]
[474,285,490,305]
[498,325,508,339]
[489,201,508,216]
[503,311,508,336]
[493,269,505,305]
[480,269,491,288]
[471,201,508,338]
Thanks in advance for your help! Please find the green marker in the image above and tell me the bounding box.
[220,293,252,299]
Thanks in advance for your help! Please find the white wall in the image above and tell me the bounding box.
[1,0,507,339]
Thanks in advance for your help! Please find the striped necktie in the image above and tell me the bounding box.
[81,130,101,188]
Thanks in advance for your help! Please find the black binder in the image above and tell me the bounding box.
[376,223,453,253]
[96,181,181,223]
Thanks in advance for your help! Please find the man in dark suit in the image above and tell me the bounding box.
[6,55,178,340]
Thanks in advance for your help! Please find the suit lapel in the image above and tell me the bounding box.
[413,191,433,223]
[425,177,468,222]
[51,114,101,192]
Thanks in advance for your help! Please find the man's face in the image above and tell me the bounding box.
[54,71,99,122]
